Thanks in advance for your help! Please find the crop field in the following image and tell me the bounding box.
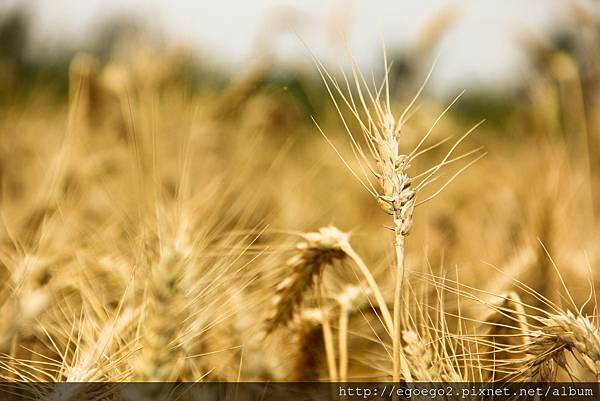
[0,3,599,388]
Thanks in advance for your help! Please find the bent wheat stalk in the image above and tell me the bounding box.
[266,226,395,381]
[266,227,393,338]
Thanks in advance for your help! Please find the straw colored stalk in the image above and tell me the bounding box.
[336,284,372,381]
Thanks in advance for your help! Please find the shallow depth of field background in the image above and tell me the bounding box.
[0,0,599,383]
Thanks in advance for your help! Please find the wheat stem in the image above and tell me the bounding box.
[342,245,393,334]
[392,232,412,382]
[321,317,338,380]
[338,303,349,381]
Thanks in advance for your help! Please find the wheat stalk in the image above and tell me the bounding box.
[335,284,372,381]
[312,50,484,382]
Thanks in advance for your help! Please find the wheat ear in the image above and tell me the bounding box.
[266,227,392,341]
[522,311,600,380]
[265,226,349,334]
[336,284,372,381]
[402,330,462,382]
[136,247,188,382]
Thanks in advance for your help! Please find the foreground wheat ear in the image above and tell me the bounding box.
[137,246,189,382]
[484,307,600,381]
[311,50,485,382]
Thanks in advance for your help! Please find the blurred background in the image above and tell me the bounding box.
[1,0,598,95]
[0,0,598,272]
[0,0,599,287]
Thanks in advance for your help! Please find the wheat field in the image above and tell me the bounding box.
[0,6,599,388]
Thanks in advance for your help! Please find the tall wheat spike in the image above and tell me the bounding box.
[312,49,484,381]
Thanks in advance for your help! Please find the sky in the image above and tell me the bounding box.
[1,0,590,96]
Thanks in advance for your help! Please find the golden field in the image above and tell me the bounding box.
[0,14,599,385]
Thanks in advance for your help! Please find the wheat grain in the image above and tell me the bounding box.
[402,330,462,382]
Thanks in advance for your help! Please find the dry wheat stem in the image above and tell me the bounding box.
[321,315,338,381]
[338,303,349,381]
[393,235,412,382]
[341,245,393,334]
[336,285,370,381]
